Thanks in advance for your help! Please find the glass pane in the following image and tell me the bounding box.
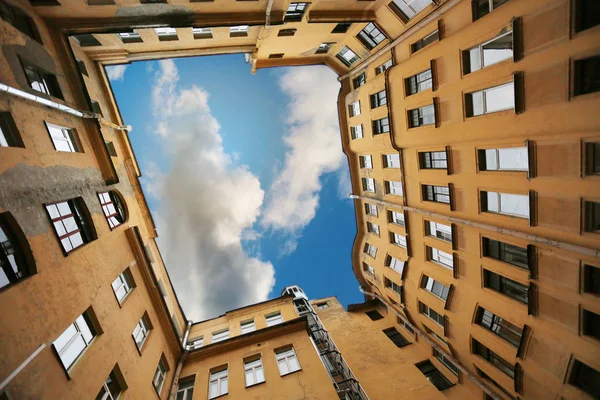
[485,83,514,113]
[256,366,265,382]
[485,149,498,170]
[469,47,482,72]
[60,334,86,368]
[53,221,67,236]
[245,370,254,386]
[482,32,513,67]
[209,381,218,398]
[289,356,300,372]
[63,217,78,233]
[56,202,71,216]
[278,359,289,374]
[499,193,529,217]
[220,378,228,394]
[498,147,528,170]
[76,315,94,343]
[53,138,73,152]
[54,323,78,352]
[486,192,499,212]
[471,91,485,116]
[95,386,108,400]
[60,237,73,252]
[69,232,84,248]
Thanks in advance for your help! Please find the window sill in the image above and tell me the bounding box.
[246,380,266,389]
[280,369,302,378]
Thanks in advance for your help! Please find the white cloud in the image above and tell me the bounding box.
[144,60,275,320]
[262,66,343,235]
[106,65,128,81]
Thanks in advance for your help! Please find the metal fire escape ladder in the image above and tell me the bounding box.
[293,298,370,400]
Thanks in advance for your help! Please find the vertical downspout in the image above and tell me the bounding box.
[168,320,192,400]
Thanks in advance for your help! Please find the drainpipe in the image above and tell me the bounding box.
[348,194,600,259]
[0,344,46,392]
[0,83,132,132]
[265,0,274,30]
[358,287,504,400]
[168,320,193,400]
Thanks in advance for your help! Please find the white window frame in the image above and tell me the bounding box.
[429,247,453,269]
[209,369,228,399]
[385,181,403,196]
[187,337,203,350]
[117,31,141,40]
[392,0,432,20]
[360,155,373,169]
[132,314,151,350]
[111,269,133,304]
[468,82,515,116]
[383,153,401,168]
[192,27,212,35]
[427,221,452,243]
[387,255,405,275]
[276,347,301,375]
[265,312,283,327]
[376,59,393,75]
[349,101,361,117]
[364,263,375,275]
[176,378,195,400]
[351,124,363,139]
[53,311,96,370]
[244,358,265,387]
[230,25,249,34]
[362,177,375,193]
[466,30,513,73]
[483,191,529,218]
[481,147,528,171]
[97,191,124,229]
[367,222,380,236]
[45,122,78,152]
[389,211,405,226]
[241,320,256,334]
[423,276,450,301]
[365,243,377,258]
[154,27,177,37]
[338,46,360,66]
[211,329,230,343]
[97,369,122,400]
[392,233,407,248]
[365,203,378,216]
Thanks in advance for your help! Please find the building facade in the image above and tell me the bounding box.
[0,0,599,399]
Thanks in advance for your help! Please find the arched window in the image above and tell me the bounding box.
[0,212,36,290]
[98,191,127,229]
[45,197,96,254]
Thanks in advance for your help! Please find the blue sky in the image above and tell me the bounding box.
[108,55,362,321]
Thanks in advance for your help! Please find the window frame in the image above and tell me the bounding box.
[211,329,230,343]
[349,101,361,117]
[415,360,454,390]
[275,347,301,376]
[419,150,447,170]
[154,27,178,41]
[0,212,35,291]
[483,269,529,304]
[362,177,375,193]
[359,155,373,169]
[367,221,380,236]
[244,357,265,387]
[388,210,405,226]
[411,29,439,53]
[132,313,152,352]
[427,246,453,270]
[44,122,81,153]
[422,185,450,204]
[372,116,390,135]
[0,112,24,148]
[385,180,403,196]
[96,366,125,400]
[408,104,435,128]
[383,327,410,347]
[45,198,96,255]
[480,191,530,219]
[350,124,363,139]
[472,338,515,378]
[425,220,452,243]
[419,301,444,326]
[376,59,393,75]
[153,355,169,396]
[364,243,377,258]
[370,90,387,109]
[475,306,523,347]
[265,311,283,327]
[240,319,256,334]
[285,2,308,22]
[465,82,515,117]
[477,146,529,172]
[336,46,360,67]
[405,69,433,96]
[53,309,98,372]
[353,72,366,89]
[472,0,511,21]
[421,275,450,301]
[20,57,64,99]
[111,268,135,305]
[98,191,127,230]
[462,30,514,74]
[356,22,386,50]
[176,376,195,400]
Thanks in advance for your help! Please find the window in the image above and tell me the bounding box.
[386,255,405,275]
[0,213,34,290]
[351,125,363,139]
[370,90,387,108]
[176,377,195,400]
[118,31,143,43]
[484,269,529,304]
[96,366,124,400]
[585,201,600,233]
[336,46,360,67]
[397,317,414,334]
[385,181,403,196]
[422,276,449,300]
[0,2,41,43]
[483,237,529,269]
[359,155,373,169]
[419,151,447,169]
[477,368,517,400]
[388,211,405,226]
[583,309,600,340]
[364,243,377,258]
[240,358,265,387]
[385,277,402,296]
[585,142,600,175]
[349,101,361,117]
[153,356,168,395]
[45,122,80,153]
[362,177,375,193]
[372,117,390,134]
[98,191,127,229]
[187,337,203,350]
[367,222,380,236]
[466,82,515,117]
[463,31,513,75]
[426,221,452,243]
[21,59,63,99]
[383,153,400,168]
[278,28,296,37]
[416,360,453,390]
[154,27,177,41]
[472,339,515,378]
[111,269,133,304]
[73,34,101,47]
[408,104,435,128]
[383,328,409,347]
[376,59,393,75]
[212,329,229,343]
[366,310,384,320]
[363,263,375,276]
[315,42,334,54]
[476,307,523,347]
[428,246,453,269]
[192,27,212,39]
[478,147,528,171]
[390,0,431,21]
[422,185,450,204]
[357,22,386,50]
[406,69,433,95]
[433,349,459,376]
[317,302,329,309]
[0,112,24,148]
[425,325,448,345]
[411,30,439,53]
[419,302,444,326]
[353,73,366,89]
[285,2,308,21]
[583,264,600,294]
[230,25,249,37]
[241,319,255,334]
[365,203,378,216]
[332,22,351,33]
[276,347,301,375]
[208,368,228,399]
[266,312,283,326]
[472,0,510,21]
[481,191,529,219]
[574,0,600,33]
[574,56,600,96]
[568,359,600,397]
[53,309,97,370]
[269,53,284,59]
[391,233,407,248]
[45,198,95,253]
[132,314,151,350]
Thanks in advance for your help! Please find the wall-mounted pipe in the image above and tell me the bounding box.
[348,194,600,259]
[168,320,193,400]
[0,344,46,392]
[0,83,131,132]
[358,286,504,400]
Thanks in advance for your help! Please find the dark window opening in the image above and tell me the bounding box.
[383,328,410,347]
[574,0,600,33]
[419,151,447,169]
[415,360,453,391]
[411,30,439,53]
[372,117,390,135]
[482,237,529,270]
[76,59,88,77]
[285,2,308,22]
[72,34,102,47]
[472,339,515,378]
[408,105,435,128]
[584,201,600,233]
[356,22,386,50]
[574,56,600,96]
[483,269,528,304]
[569,360,600,397]
[472,0,510,21]
[0,112,24,148]
[278,29,296,37]
[582,309,600,340]
[0,1,42,43]
[353,73,366,89]
[370,90,387,109]
[584,264,600,294]
[332,22,351,34]
[20,58,63,99]
[0,212,35,290]
[268,53,284,59]
[585,142,600,175]
[315,42,334,54]
[366,310,384,321]
[422,185,450,204]
[91,100,103,116]
[106,141,117,157]
[476,307,523,347]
